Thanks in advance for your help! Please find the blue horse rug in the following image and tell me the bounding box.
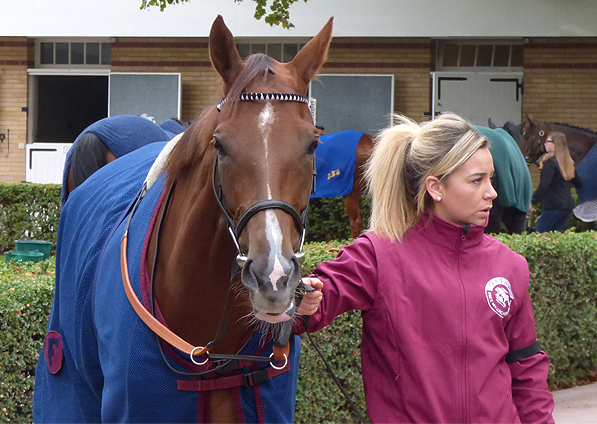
[159,118,187,139]
[311,130,363,199]
[575,143,597,204]
[34,142,300,423]
[61,115,172,205]
[475,126,533,213]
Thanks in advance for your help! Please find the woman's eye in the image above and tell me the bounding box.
[307,140,319,155]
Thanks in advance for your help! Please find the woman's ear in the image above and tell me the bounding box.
[425,175,442,201]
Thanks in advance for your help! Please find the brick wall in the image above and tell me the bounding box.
[0,38,30,183]
[523,38,597,129]
[5,35,595,186]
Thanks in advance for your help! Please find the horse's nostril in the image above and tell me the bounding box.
[277,275,289,289]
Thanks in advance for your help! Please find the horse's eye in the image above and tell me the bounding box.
[213,137,227,156]
[307,140,319,155]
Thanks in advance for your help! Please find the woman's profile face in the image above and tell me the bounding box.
[435,147,497,227]
[544,139,555,154]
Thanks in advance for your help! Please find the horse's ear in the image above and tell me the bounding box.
[288,17,333,88]
[488,118,497,129]
[527,113,535,126]
[518,120,527,131]
[209,15,243,94]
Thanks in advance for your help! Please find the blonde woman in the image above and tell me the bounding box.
[531,131,576,232]
[298,113,554,423]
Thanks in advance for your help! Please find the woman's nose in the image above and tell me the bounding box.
[486,181,498,200]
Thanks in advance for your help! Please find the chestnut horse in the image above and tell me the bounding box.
[34,16,333,423]
[312,130,375,239]
[343,133,375,238]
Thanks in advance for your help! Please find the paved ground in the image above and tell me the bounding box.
[552,382,597,423]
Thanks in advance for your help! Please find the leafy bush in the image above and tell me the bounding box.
[306,196,371,242]
[0,184,61,254]
[494,231,597,388]
[2,232,596,422]
[0,259,55,422]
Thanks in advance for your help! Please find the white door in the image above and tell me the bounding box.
[431,72,523,126]
[26,143,72,184]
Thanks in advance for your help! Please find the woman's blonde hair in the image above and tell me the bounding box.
[365,113,488,242]
[548,131,575,181]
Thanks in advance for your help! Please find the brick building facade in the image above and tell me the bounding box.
[1,35,597,184]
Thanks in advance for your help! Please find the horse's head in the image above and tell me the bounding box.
[207,16,333,324]
[522,114,551,165]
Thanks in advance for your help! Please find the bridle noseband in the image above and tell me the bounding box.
[212,154,314,267]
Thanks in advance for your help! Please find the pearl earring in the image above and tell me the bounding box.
[436,196,442,201]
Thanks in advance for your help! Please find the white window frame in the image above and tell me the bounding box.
[436,39,524,72]
[35,38,112,69]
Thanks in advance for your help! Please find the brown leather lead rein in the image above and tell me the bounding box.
[120,183,289,368]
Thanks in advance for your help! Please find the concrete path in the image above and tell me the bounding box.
[552,382,597,423]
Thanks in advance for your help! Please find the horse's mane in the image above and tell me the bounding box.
[551,122,597,136]
[166,54,275,182]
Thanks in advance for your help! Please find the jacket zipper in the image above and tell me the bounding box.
[456,231,468,424]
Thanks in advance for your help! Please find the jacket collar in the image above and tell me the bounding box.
[409,210,486,251]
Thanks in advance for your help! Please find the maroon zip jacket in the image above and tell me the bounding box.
[298,212,554,423]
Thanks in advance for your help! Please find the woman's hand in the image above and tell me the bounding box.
[297,277,324,316]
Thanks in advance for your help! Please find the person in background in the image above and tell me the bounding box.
[530,131,576,232]
[297,113,554,423]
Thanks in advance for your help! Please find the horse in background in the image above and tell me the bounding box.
[311,129,375,239]
[62,115,182,205]
[34,15,333,423]
[476,120,532,234]
[522,114,597,230]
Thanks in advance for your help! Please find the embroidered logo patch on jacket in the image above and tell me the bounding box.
[485,277,514,317]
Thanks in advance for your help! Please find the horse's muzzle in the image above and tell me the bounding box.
[241,255,302,319]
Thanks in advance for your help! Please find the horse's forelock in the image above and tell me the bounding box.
[226,54,275,110]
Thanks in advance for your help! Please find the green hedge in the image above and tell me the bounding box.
[1,233,596,422]
[0,183,590,251]
[0,260,55,422]
[306,196,371,242]
[0,184,61,254]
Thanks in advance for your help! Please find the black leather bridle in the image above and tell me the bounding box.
[213,92,316,267]
[212,154,315,267]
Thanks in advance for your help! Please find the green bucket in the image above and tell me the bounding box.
[15,240,52,260]
[5,250,45,263]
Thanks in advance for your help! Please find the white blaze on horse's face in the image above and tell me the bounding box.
[259,101,275,194]
[257,101,287,291]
